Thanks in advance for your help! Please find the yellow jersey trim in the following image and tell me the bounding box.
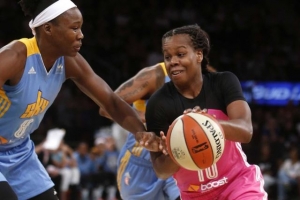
[19,37,40,57]
[159,62,168,76]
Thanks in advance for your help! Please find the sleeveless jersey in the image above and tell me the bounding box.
[125,63,170,160]
[146,72,267,199]
[0,37,66,151]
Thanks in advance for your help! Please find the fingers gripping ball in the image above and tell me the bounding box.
[166,112,225,170]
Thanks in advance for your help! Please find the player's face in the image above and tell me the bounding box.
[162,34,202,87]
[49,8,84,57]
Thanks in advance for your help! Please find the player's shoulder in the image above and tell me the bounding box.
[1,40,27,56]
[205,71,237,80]
[0,40,27,69]
[139,63,164,75]
[205,71,240,85]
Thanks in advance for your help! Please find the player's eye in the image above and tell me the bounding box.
[164,55,171,61]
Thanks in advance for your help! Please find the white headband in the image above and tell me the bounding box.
[29,0,77,35]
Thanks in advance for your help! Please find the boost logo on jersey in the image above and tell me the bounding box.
[201,177,228,191]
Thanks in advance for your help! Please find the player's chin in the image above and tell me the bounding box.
[68,51,79,57]
[67,48,81,57]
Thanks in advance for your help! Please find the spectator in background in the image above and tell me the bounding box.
[91,137,108,200]
[73,142,95,200]
[35,141,62,198]
[261,116,281,141]
[51,141,81,200]
[35,128,66,198]
[277,146,300,200]
[257,144,277,197]
[94,136,119,200]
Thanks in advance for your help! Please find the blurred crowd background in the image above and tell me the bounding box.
[2,0,300,199]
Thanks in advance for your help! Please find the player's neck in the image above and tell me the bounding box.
[176,79,203,99]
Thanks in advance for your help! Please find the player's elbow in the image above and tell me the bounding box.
[152,161,179,180]
[150,153,176,180]
[153,169,173,180]
[157,174,171,180]
[99,107,103,115]
[99,107,106,116]
[243,127,253,143]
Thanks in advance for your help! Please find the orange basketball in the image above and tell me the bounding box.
[166,112,225,170]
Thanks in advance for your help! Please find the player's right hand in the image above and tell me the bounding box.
[136,131,161,152]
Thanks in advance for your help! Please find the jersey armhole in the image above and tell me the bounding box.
[18,37,40,57]
[159,62,168,76]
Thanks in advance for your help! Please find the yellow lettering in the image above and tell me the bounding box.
[21,91,49,119]
[32,92,42,115]
[20,103,35,118]
[0,88,11,117]
[41,99,49,111]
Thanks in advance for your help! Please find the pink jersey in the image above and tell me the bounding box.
[173,109,268,200]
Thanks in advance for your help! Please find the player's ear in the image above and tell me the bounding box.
[196,51,203,63]
[42,23,52,35]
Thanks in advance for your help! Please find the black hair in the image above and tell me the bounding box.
[162,24,211,73]
[18,0,58,20]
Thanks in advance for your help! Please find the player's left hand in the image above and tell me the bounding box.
[136,131,161,152]
[183,106,207,114]
[159,131,169,155]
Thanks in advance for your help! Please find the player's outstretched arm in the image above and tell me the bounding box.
[99,63,165,121]
[64,55,161,151]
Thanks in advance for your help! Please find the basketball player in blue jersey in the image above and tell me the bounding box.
[0,0,160,199]
[100,63,181,200]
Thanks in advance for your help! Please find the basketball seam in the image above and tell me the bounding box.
[185,115,214,169]
[166,120,182,167]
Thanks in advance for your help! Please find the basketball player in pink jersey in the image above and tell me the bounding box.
[145,24,268,199]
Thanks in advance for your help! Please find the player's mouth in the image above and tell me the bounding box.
[74,46,81,51]
[171,70,184,76]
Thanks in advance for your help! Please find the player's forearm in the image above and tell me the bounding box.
[108,100,146,134]
[99,107,113,120]
[219,119,253,143]
[150,152,180,180]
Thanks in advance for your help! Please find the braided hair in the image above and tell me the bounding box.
[18,0,57,19]
[162,24,211,73]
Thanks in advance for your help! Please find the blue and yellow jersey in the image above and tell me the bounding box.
[0,37,66,150]
[125,62,170,160]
